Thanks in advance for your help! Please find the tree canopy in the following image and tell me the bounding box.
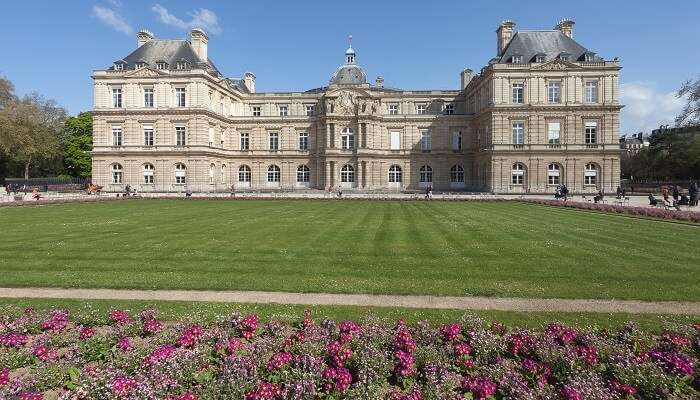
[63,112,93,178]
[676,76,700,127]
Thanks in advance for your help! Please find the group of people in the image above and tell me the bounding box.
[554,185,569,201]
[326,185,344,198]
[647,182,698,210]
[4,183,27,196]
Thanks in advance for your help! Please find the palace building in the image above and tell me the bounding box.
[91,20,622,193]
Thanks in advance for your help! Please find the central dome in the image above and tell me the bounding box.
[329,43,367,86]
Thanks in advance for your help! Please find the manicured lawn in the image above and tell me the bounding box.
[0,199,698,301]
[0,298,696,331]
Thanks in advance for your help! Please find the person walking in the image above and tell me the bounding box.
[672,185,680,202]
[4,184,10,196]
[690,181,699,206]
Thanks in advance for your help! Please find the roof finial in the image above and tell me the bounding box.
[348,34,352,47]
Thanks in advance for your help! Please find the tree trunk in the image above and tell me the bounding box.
[24,161,30,180]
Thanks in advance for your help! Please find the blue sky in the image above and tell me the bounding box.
[1,0,697,134]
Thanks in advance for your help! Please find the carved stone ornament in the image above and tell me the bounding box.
[335,90,357,115]
[126,68,162,78]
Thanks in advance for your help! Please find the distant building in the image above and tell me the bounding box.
[91,19,621,194]
[651,124,700,139]
[619,133,649,155]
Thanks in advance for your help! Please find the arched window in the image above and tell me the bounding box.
[584,163,598,185]
[143,163,154,184]
[450,165,464,183]
[175,163,186,184]
[388,165,402,183]
[221,164,227,184]
[547,163,561,185]
[511,163,525,185]
[267,165,280,182]
[209,163,215,184]
[341,127,354,150]
[419,165,433,183]
[238,165,251,182]
[341,164,355,182]
[111,163,123,184]
[297,165,310,182]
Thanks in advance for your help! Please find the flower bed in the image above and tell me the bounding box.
[0,308,698,399]
[520,199,700,223]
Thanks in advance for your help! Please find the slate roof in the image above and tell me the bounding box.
[499,31,602,63]
[111,39,222,76]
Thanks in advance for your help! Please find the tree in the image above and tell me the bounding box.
[63,112,93,178]
[0,92,66,179]
[676,76,700,127]
[0,78,15,107]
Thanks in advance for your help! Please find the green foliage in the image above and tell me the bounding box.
[79,336,115,364]
[622,131,700,180]
[63,112,93,178]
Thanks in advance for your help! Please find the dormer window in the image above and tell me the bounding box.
[114,63,124,71]
[535,54,546,63]
[511,55,523,64]
[135,62,146,69]
[156,62,168,70]
[559,53,571,61]
[583,52,595,62]
[176,61,188,70]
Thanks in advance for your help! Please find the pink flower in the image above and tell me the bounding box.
[228,338,243,354]
[143,318,163,335]
[454,342,471,356]
[18,392,43,400]
[576,345,598,365]
[440,324,461,342]
[173,393,197,400]
[33,345,58,362]
[322,366,352,393]
[117,336,133,352]
[110,309,130,325]
[245,381,280,400]
[79,326,95,340]
[111,375,137,397]
[177,325,204,348]
[0,368,9,387]
[267,352,293,370]
[240,314,258,340]
[0,333,28,348]
[41,310,69,331]
[546,324,577,345]
[560,387,583,400]
[462,376,497,399]
[142,344,176,366]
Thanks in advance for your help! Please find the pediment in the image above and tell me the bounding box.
[324,87,372,98]
[532,59,581,71]
[124,67,166,78]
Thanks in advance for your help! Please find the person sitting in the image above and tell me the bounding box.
[679,194,690,206]
[561,185,569,201]
[32,188,42,200]
[185,189,192,198]
[648,193,658,206]
[593,189,604,203]
[616,186,623,199]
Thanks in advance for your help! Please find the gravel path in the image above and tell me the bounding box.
[1,288,699,315]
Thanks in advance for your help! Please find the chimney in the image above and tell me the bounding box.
[460,68,473,90]
[137,30,154,48]
[243,72,256,93]
[554,19,575,38]
[190,28,209,61]
[496,20,515,56]
[375,76,384,88]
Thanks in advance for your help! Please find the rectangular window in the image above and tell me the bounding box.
[452,131,462,151]
[420,129,431,151]
[585,121,598,144]
[305,104,315,116]
[299,132,308,150]
[175,126,186,146]
[240,132,250,150]
[547,81,561,103]
[444,103,454,115]
[143,125,154,146]
[112,88,122,108]
[390,131,401,150]
[269,132,279,150]
[114,63,124,71]
[143,88,154,108]
[585,81,598,103]
[252,105,261,116]
[388,104,399,115]
[175,87,186,107]
[511,122,524,144]
[156,62,167,70]
[547,122,561,144]
[512,83,524,104]
[208,127,214,146]
[416,104,427,115]
[279,105,288,117]
[512,55,523,64]
[111,126,122,146]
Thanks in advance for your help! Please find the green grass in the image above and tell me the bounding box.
[0,199,698,301]
[0,298,696,332]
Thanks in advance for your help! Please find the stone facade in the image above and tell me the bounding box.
[92,20,621,194]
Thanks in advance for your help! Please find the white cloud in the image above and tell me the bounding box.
[620,82,685,135]
[92,5,133,35]
[151,4,221,34]
[107,0,123,7]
